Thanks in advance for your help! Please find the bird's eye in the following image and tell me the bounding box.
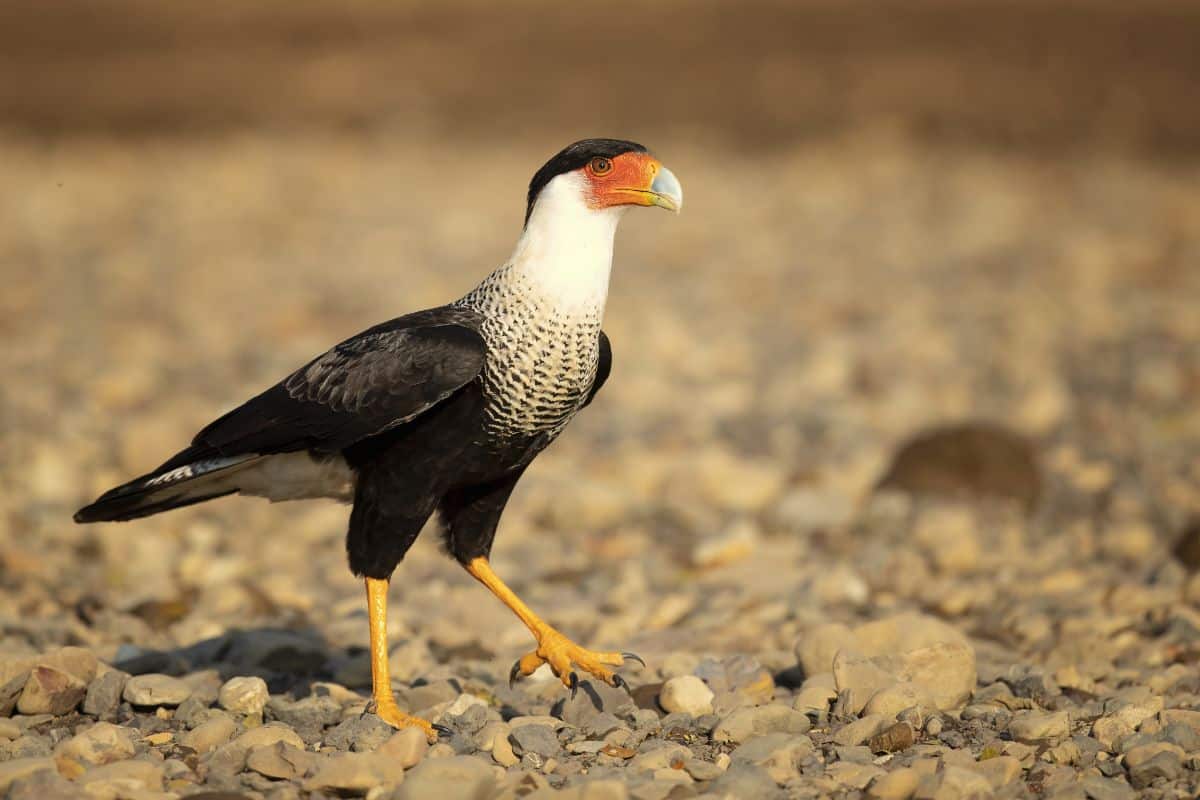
[589,157,613,176]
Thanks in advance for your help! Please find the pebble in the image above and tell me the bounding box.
[304,751,406,793]
[122,673,192,707]
[324,714,395,752]
[509,723,560,758]
[658,675,714,716]
[79,759,164,792]
[707,763,782,799]
[832,713,890,747]
[0,758,56,795]
[1128,749,1184,789]
[16,666,87,715]
[247,740,317,780]
[868,767,920,800]
[378,726,430,768]
[54,722,138,766]
[712,705,811,744]
[1008,710,1070,744]
[864,682,936,719]
[827,761,887,790]
[730,733,813,782]
[937,764,994,798]
[393,755,500,799]
[180,713,237,753]
[868,721,916,753]
[217,675,269,716]
[972,755,1022,788]
[82,669,129,718]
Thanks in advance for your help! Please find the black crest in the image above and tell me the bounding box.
[525,138,648,224]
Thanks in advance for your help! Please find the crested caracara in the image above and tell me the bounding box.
[75,138,682,739]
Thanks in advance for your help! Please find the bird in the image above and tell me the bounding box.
[74,138,682,740]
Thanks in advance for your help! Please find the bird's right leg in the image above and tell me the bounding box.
[365,577,438,741]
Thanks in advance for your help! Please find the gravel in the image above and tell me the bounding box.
[2,107,1200,798]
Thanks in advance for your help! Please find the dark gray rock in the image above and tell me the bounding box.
[583,711,624,738]
[708,763,783,799]
[554,679,636,725]
[323,714,394,752]
[1159,722,1200,752]
[82,670,128,719]
[222,629,328,674]
[267,694,342,735]
[509,724,560,758]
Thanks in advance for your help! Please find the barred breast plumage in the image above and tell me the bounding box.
[456,264,601,437]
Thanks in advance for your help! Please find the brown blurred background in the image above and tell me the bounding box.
[4,0,1200,152]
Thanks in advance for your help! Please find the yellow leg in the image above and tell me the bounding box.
[365,577,438,741]
[465,557,642,692]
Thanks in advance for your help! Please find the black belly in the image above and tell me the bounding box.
[339,383,557,578]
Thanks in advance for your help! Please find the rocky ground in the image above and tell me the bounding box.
[1,128,1199,800]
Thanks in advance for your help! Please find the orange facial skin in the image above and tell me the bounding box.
[583,152,665,210]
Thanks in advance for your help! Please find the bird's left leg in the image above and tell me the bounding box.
[465,557,641,692]
[364,577,439,741]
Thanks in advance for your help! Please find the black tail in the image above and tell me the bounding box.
[74,449,259,523]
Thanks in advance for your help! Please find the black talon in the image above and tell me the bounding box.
[568,671,579,700]
[622,651,646,668]
[612,674,632,694]
[432,723,453,738]
[509,660,523,689]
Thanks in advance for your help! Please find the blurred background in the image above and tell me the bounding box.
[3,0,1200,728]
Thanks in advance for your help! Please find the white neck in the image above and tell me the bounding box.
[504,172,624,314]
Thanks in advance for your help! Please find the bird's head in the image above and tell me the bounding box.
[525,139,683,226]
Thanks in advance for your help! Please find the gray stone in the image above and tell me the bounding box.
[209,723,307,773]
[224,629,328,673]
[82,669,128,718]
[1158,722,1200,752]
[730,732,813,782]
[218,675,269,716]
[712,705,811,744]
[122,673,191,707]
[54,722,138,766]
[16,666,86,715]
[584,711,625,738]
[1125,743,1184,789]
[395,755,500,799]
[707,763,782,799]
[509,723,560,758]
[555,679,636,725]
[268,693,343,733]
[5,766,78,800]
[0,667,32,717]
[323,713,395,752]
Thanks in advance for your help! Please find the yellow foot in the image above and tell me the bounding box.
[509,628,644,695]
[370,699,439,742]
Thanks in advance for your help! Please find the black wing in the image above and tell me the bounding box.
[170,306,487,465]
[582,330,612,408]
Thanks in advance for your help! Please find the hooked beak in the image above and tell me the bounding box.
[647,165,683,213]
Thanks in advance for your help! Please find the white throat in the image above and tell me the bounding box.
[506,172,624,314]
